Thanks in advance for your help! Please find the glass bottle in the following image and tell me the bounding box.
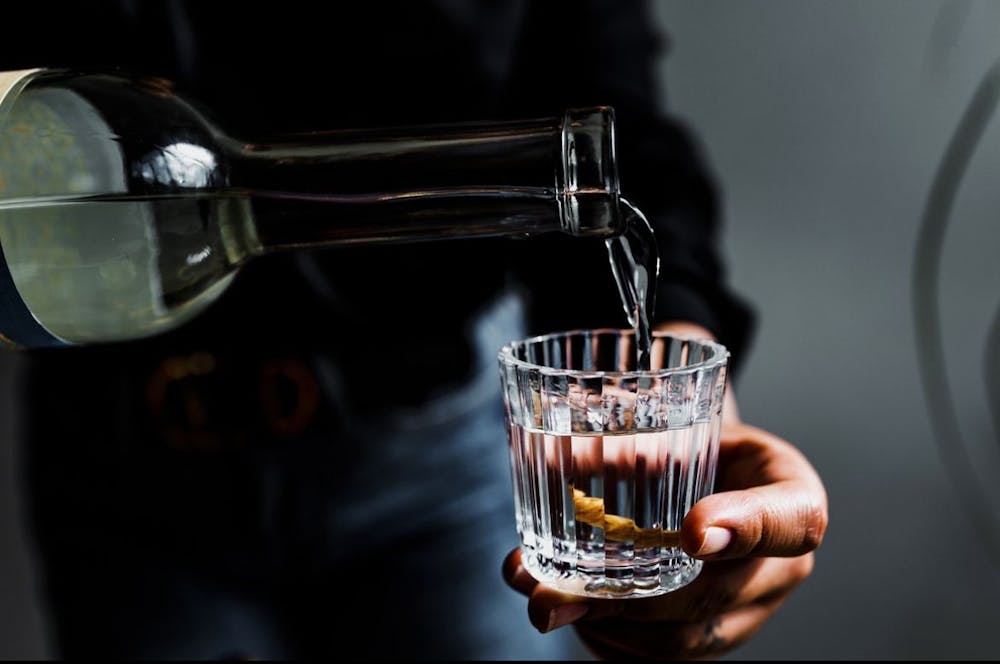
[0,68,623,348]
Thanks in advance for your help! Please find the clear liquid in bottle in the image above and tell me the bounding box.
[0,74,251,343]
[0,194,258,343]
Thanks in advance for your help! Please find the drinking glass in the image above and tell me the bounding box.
[498,329,729,598]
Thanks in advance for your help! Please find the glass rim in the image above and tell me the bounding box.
[498,327,730,378]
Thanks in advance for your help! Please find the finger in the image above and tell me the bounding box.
[501,548,538,597]
[526,584,591,634]
[574,595,786,660]
[681,425,829,559]
[526,554,813,626]
[502,549,594,634]
[681,482,827,559]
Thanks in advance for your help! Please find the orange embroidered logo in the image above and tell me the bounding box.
[146,351,321,451]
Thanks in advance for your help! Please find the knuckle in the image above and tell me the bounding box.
[751,503,781,554]
[737,496,767,555]
[801,501,829,551]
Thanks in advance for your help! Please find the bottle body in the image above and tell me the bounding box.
[0,69,623,347]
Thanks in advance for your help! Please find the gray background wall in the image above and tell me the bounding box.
[1,1,999,659]
[655,0,1000,659]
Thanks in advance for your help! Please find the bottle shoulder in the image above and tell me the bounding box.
[1,68,230,202]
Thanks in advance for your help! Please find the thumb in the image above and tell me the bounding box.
[681,482,828,559]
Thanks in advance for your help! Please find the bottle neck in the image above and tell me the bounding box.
[224,108,622,252]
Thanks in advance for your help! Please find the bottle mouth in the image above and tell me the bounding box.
[557,107,623,237]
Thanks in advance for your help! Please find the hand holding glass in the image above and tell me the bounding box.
[498,329,729,598]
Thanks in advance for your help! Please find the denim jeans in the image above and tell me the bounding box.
[23,293,586,659]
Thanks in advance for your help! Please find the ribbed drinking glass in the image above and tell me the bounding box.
[498,329,729,598]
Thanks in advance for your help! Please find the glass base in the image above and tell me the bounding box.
[520,545,703,599]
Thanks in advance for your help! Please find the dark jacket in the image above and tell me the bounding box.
[0,1,754,658]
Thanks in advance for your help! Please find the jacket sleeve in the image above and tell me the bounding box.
[500,0,756,374]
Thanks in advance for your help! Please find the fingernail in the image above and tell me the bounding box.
[546,603,589,632]
[699,526,733,555]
